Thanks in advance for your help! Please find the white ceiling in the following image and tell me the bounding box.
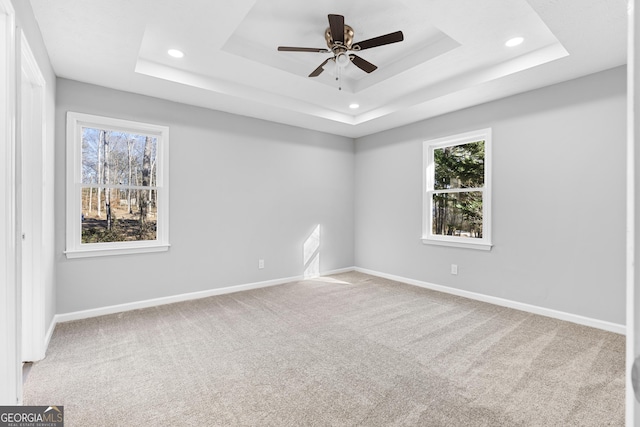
[29,0,627,138]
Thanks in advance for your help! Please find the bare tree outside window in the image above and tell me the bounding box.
[80,127,158,243]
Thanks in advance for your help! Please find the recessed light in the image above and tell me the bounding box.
[349,103,360,109]
[167,49,184,58]
[505,37,524,47]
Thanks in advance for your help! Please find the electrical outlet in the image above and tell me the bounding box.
[258,259,265,269]
[451,264,458,275]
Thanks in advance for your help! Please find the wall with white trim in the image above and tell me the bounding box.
[355,66,627,325]
[55,79,355,313]
[55,67,626,328]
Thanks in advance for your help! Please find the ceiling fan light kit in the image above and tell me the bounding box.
[277,13,404,80]
[336,52,350,68]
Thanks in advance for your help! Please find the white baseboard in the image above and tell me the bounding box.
[54,266,355,325]
[55,275,301,324]
[48,264,623,356]
[354,267,626,335]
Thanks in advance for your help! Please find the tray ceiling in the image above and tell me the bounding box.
[30,0,627,138]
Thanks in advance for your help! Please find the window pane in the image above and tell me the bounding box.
[434,140,484,190]
[81,187,157,243]
[81,128,157,186]
[432,191,483,238]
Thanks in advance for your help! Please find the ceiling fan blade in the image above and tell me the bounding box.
[349,54,377,73]
[328,14,345,44]
[353,31,404,51]
[278,46,330,53]
[309,57,332,77]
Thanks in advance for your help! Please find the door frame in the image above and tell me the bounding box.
[628,1,640,425]
[0,0,19,406]
[19,28,46,363]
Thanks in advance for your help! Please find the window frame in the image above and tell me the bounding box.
[422,128,492,251]
[65,112,170,258]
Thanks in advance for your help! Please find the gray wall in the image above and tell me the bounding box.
[55,79,355,313]
[12,0,57,335]
[355,66,627,325]
[57,67,626,325]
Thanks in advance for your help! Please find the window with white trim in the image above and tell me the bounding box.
[65,112,170,258]
[423,128,492,251]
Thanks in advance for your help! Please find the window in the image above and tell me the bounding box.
[65,112,169,258]
[423,128,492,250]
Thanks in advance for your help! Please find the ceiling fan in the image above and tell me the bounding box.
[278,14,404,78]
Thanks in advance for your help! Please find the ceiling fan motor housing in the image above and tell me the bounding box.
[325,24,354,52]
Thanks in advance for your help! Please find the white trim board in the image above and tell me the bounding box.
[0,0,18,406]
[19,27,47,363]
[56,275,300,323]
[47,264,622,356]
[54,267,354,324]
[354,267,625,335]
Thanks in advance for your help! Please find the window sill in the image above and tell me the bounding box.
[65,243,170,259]
[421,238,492,251]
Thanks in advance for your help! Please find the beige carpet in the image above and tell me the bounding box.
[23,272,624,426]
